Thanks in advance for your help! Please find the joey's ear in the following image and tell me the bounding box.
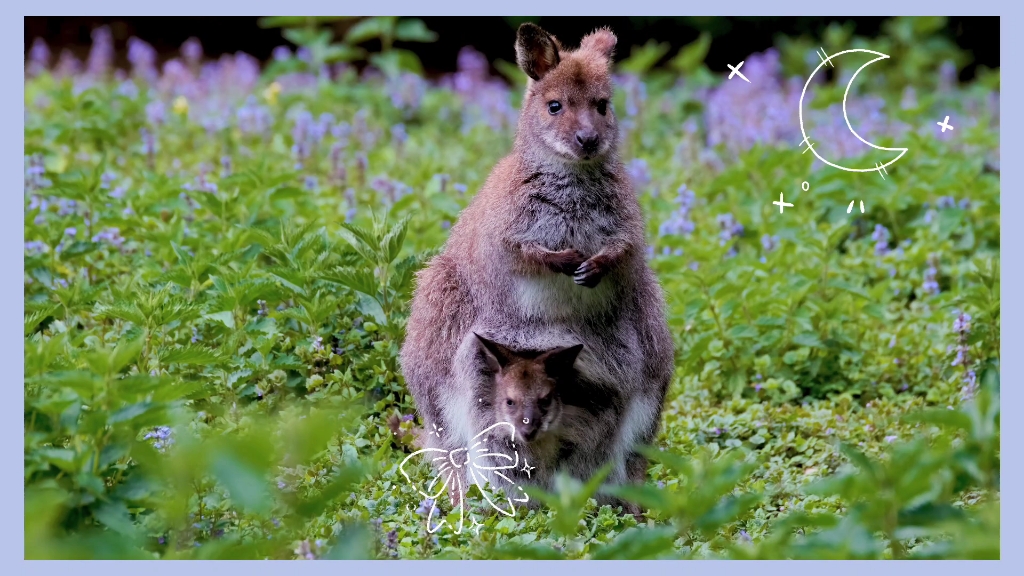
[580,26,617,60]
[474,332,514,372]
[515,22,561,81]
[539,343,584,377]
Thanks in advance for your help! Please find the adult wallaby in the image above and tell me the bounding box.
[400,23,674,506]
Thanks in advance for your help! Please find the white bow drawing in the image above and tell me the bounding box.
[398,421,531,534]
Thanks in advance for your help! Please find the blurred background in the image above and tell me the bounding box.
[26,16,999,81]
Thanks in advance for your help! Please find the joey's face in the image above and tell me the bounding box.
[495,364,560,443]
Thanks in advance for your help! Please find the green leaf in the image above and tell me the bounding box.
[203,311,235,329]
[93,501,137,536]
[345,16,394,44]
[668,32,711,73]
[394,18,438,43]
[591,525,678,559]
[110,335,145,373]
[160,345,223,366]
[59,241,100,261]
[792,332,824,348]
[383,215,411,264]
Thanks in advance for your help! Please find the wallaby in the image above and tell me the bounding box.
[400,23,674,509]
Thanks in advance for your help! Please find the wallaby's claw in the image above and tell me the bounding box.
[573,258,605,287]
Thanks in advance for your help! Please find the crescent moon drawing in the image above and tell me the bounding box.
[798,48,908,174]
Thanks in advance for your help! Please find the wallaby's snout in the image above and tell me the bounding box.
[514,23,620,164]
[576,129,600,154]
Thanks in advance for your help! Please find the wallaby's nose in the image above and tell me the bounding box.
[520,414,539,441]
[575,130,599,153]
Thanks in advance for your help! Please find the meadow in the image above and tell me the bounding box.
[24,17,999,559]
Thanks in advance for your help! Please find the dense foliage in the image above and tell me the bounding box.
[24,16,999,559]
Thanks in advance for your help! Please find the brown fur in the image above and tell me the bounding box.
[400,23,673,519]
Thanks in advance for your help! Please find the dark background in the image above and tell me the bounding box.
[25,16,999,80]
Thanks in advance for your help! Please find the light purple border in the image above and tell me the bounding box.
[6,1,1014,573]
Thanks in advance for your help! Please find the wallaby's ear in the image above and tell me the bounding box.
[474,332,514,372]
[580,26,617,60]
[515,22,561,81]
[539,343,584,377]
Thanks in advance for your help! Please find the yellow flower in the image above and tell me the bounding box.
[263,81,282,105]
[172,95,189,116]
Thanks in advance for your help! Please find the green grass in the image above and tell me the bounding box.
[24,23,999,560]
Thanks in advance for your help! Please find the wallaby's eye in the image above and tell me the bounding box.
[547,101,562,115]
[506,399,515,406]
[538,396,551,407]
[596,99,608,115]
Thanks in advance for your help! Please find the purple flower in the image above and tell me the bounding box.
[441,220,451,230]
[415,498,435,517]
[884,435,898,443]
[220,155,232,178]
[384,529,398,557]
[391,123,408,147]
[922,255,940,295]
[304,175,318,191]
[257,299,269,317]
[658,185,696,237]
[236,96,272,135]
[871,224,890,256]
[191,326,201,343]
[937,196,956,209]
[312,336,324,352]
[86,26,114,78]
[25,241,47,255]
[140,127,157,161]
[953,311,972,335]
[143,426,174,452]
[717,213,744,256]
[616,73,647,117]
[453,183,467,194]
[272,45,292,61]
[938,60,957,92]
[92,227,125,247]
[181,37,203,65]
[54,49,81,78]
[626,158,651,190]
[27,38,50,76]
[388,72,427,114]
[127,37,158,82]
[761,233,779,253]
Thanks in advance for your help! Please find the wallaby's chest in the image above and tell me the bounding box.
[521,185,618,255]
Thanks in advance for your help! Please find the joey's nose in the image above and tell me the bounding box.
[575,130,599,153]
[520,416,539,441]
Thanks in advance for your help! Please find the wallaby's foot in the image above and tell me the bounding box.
[625,502,646,523]
[573,256,608,288]
[543,248,588,275]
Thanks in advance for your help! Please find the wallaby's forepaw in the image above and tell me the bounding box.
[573,257,607,288]
[544,248,588,275]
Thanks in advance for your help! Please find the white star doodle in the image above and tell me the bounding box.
[521,460,535,478]
[470,516,484,536]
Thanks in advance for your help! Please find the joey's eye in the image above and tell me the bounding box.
[538,396,551,407]
[547,101,562,115]
[506,399,515,406]
[596,99,608,115]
